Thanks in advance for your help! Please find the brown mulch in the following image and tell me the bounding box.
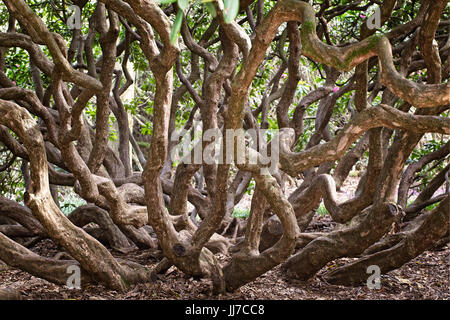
[0,234,448,300]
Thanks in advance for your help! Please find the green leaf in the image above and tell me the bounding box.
[223,0,239,24]
[170,9,183,45]
[203,2,217,17]
[177,0,189,11]
[157,0,178,5]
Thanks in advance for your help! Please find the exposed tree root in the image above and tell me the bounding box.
[69,204,137,253]
[0,287,22,300]
[324,197,449,286]
[282,203,401,280]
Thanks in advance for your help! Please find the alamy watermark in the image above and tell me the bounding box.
[169,125,281,175]
[66,265,81,289]
[363,5,381,30]
[366,265,381,289]
[67,5,82,30]
[66,3,382,31]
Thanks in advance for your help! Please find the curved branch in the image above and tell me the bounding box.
[0,98,145,291]
[279,104,450,177]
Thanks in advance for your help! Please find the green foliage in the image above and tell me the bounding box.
[409,140,447,162]
[267,117,278,130]
[108,116,119,141]
[407,139,448,195]
[0,153,25,203]
[203,1,217,18]
[158,0,239,44]
[137,141,151,149]
[245,179,255,195]
[223,0,239,24]
[84,101,97,122]
[59,188,87,215]
[130,41,149,71]
[232,207,250,219]
[5,48,33,89]
[178,0,189,11]
[109,128,119,142]
[316,203,328,216]
[170,8,184,45]
[141,122,153,136]
[425,203,440,211]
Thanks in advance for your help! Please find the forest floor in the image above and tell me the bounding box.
[0,233,448,300]
[0,177,449,300]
